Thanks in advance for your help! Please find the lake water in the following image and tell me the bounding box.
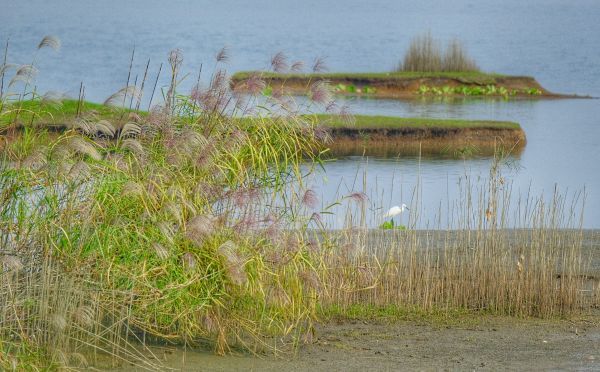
[2,0,599,227]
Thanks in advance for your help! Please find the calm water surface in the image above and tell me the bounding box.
[2,0,599,227]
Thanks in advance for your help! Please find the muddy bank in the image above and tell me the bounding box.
[117,315,599,371]
[232,72,586,100]
[324,125,526,157]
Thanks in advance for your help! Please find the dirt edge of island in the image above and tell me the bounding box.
[324,126,526,157]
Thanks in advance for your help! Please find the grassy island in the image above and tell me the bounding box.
[315,114,526,157]
[1,101,526,158]
[231,70,576,100]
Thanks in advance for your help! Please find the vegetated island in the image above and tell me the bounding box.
[1,100,525,158]
[315,114,525,157]
[231,71,587,100]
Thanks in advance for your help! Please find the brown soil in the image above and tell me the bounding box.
[232,75,578,100]
[119,316,600,371]
[325,126,526,157]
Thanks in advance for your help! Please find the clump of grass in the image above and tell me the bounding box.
[0,40,333,369]
[398,32,480,73]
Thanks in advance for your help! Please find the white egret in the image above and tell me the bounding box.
[383,204,409,218]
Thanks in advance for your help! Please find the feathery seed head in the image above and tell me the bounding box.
[302,189,319,209]
[217,240,242,266]
[217,241,247,286]
[103,86,141,107]
[119,122,142,139]
[157,221,175,242]
[347,191,368,205]
[152,242,170,260]
[310,212,324,227]
[245,73,266,95]
[311,56,328,72]
[325,101,337,113]
[215,46,229,63]
[163,201,183,221]
[95,120,116,137]
[194,181,223,201]
[185,214,216,246]
[291,60,304,72]
[181,252,196,271]
[21,149,47,171]
[169,49,183,68]
[38,35,61,51]
[72,116,96,136]
[69,137,102,160]
[41,90,66,104]
[72,305,95,329]
[128,112,142,122]
[230,187,261,207]
[121,138,146,158]
[2,255,23,272]
[309,80,333,105]
[210,69,228,90]
[267,285,290,306]
[9,64,38,86]
[270,52,288,73]
[121,181,144,197]
[49,313,67,332]
[68,161,91,181]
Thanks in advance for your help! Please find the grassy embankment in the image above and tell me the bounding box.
[1,100,525,158]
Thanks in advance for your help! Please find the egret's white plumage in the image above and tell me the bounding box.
[383,204,409,218]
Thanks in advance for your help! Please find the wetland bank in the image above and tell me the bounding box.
[2,0,600,370]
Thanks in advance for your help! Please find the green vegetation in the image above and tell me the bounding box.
[379,220,406,230]
[332,83,377,95]
[417,84,542,97]
[0,99,126,130]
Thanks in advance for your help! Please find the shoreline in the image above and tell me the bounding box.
[117,314,599,371]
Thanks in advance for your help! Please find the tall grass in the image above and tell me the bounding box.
[398,33,480,73]
[0,39,331,369]
[314,153,597,318]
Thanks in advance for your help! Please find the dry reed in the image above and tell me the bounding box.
[398,32,480,73]
[313,156,596,318]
